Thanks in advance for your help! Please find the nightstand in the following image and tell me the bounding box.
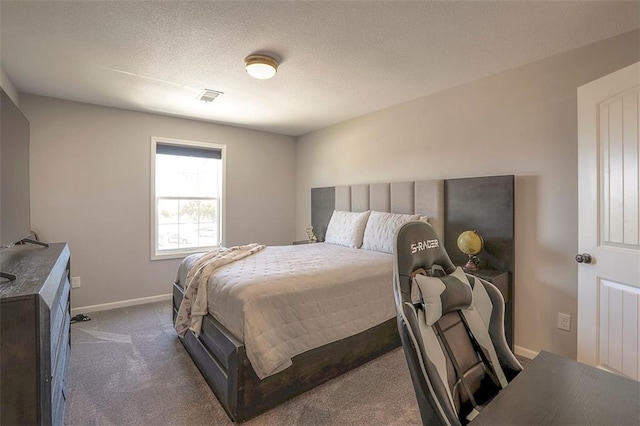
[464,269,513,350]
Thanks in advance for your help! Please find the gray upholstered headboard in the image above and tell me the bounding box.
[311,180,445,242]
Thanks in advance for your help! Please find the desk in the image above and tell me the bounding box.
[473,351,640,425]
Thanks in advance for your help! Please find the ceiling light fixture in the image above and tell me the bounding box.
[245,54,278,80]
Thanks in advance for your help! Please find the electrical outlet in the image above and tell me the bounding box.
[71,276,81,289]
[558,313,571,331]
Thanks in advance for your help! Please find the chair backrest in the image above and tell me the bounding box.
[393,221,522,425]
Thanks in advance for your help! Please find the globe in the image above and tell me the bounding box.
[457,230,483,256]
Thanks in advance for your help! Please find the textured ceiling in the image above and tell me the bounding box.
[1,1,638,136]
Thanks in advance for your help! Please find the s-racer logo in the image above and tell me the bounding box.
[410,239,440,254]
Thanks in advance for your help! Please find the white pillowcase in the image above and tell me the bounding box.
[324,210,371,248]
[362,211,420,253]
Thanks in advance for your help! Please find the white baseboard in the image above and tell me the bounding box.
[514,345,539,360]
[71,293,172,316]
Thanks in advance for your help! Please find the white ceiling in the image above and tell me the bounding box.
[1,1,638,136]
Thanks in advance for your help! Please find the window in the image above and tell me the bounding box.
[150,137,225,260]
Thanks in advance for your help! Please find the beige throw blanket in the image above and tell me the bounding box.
[174,243,265,337]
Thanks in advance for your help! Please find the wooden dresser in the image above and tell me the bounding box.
[0,243,71,425]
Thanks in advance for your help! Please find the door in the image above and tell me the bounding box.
[577,62,640,380]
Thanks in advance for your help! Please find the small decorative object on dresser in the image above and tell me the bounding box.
[457,229,483,270]
[0,243,71,425]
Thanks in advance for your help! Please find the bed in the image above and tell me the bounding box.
[173,180,444,422]
[172,180,445,422]
[175,242,398,379]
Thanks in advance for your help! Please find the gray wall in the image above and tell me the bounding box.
[21,95,296,308]
[295,30,640,358]
[0,67,20,106]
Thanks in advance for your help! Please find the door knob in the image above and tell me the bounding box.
[575,253,592,264]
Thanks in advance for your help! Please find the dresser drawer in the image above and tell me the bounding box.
[58,276,70,313]
[51,310,70,413]
[51,338,69,426]
[50,276,70,325]
[50,278,70,365]
[51,311,69,426]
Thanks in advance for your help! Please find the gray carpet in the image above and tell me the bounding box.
[64,301,422,425]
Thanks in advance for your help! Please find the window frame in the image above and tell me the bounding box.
[150,136,226,260]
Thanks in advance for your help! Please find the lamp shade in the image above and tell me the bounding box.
[245,54,278,79]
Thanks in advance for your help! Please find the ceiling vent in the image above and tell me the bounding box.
[197,89,223,103]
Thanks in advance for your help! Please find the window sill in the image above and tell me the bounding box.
[151,246,218,261]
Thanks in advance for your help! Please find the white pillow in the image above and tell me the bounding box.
[362,211,420,253]
[324,210,371,248]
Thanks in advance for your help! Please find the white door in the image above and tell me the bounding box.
[577,62,640,380]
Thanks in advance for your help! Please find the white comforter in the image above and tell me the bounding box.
[177,243,395,379]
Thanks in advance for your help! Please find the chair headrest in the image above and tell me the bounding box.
[394,221,456,280]
[413,267,473,326]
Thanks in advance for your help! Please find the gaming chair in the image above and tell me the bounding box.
[393,221,522,425]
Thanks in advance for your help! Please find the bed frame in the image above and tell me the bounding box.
[173,177,514,422]
[172,287,399,421]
